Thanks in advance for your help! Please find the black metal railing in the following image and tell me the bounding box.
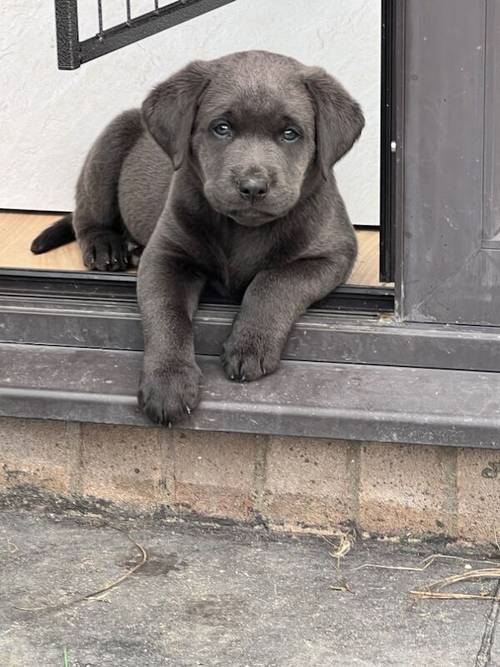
[54,0,236,69]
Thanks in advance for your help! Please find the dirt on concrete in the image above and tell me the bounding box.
[0,508,499,667]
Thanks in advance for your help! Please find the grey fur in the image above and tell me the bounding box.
[64,50,364,424]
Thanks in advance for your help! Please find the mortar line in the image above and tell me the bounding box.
[346,441,361,524]
[440,446,458,535]
[252,435,269,520]
[475,579,500,667]
[159,428,176,508]
[68,421,83,496]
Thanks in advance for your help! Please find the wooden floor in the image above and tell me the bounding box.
[0,211,386,286]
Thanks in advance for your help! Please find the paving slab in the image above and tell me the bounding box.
[0,510,499,667]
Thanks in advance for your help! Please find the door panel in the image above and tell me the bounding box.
[484,0,500,248]
[401,0,500,326]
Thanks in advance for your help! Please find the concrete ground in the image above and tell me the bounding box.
[0,510,499,667]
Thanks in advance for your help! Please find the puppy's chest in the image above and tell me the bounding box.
[209,231,270,295]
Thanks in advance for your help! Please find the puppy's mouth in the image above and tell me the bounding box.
[226,208,279,226]
[204,188,294,226]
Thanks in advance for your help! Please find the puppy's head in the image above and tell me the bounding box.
[142,51,364,227]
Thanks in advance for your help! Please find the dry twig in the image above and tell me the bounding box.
[324,530,356,593]
[356,540,500,603]
[15,528,147,613]
[410,567,500,601]
[355,553,499,573]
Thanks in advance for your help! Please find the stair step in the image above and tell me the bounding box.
[0,343,499,447]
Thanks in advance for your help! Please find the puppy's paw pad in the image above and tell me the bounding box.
[138,362,201,425]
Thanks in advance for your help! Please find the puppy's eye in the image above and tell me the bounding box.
[211,121,232,138]
[282,127,301,143]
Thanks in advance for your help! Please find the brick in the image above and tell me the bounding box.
[80,424,163,508]
[262,437,355,529]
[172,430,261,521]
[359,443,457,536]
[457,448,500,543]
[6,415,496,547]
[0,417,79,496]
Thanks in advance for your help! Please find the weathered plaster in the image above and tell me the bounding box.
[0,0,380,225]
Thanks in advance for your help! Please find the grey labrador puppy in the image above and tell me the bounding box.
[32,50,364,425]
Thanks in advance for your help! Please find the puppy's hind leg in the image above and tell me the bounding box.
[74,109,144,271]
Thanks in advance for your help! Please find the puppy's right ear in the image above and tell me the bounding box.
[142,61,210,170]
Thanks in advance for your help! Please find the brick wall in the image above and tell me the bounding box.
[0,418,498,544]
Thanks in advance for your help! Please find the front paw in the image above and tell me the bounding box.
[221,331,281,382]
[81,232,129,272]
[138,361,202,425]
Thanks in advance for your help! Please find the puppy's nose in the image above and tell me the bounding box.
[239,177,269,200]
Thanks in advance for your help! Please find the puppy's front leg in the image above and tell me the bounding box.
[137,241,205,425]
[222,256,352,382]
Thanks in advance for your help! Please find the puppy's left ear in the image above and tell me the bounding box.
[304,67,365,179]
[142,60,211,170]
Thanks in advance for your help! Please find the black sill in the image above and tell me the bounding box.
[0,268,394,314]
[1,343,499,449]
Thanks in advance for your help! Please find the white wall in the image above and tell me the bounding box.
[0,0,380,225]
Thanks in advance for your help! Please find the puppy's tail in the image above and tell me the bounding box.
[30,213,76,254]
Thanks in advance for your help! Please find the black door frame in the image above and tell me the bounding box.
[379,0,397,282]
